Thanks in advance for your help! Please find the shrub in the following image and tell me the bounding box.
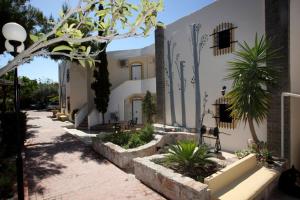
[100,125,155,149]
[139,124,154,142]
[125,133,144,149]
[235,142,273,164]
[166,140,214,171]
[155,140,219,182]
[101,132,131,147]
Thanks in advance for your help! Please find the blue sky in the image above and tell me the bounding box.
[0,0,214,82]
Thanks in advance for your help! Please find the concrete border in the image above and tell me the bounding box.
[134,154,210,200]
[92,132,198,171]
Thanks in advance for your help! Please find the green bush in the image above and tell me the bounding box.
[166,140,214,171]
[100,125,155,149]
[155,140,219,182]
[125,133,144,149]
[101,132,131,147]
[139,124,154,142]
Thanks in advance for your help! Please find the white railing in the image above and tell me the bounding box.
[88,108,102,129]
[75,103,88,128]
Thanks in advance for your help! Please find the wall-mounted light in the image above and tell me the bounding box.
[221,86,227,96]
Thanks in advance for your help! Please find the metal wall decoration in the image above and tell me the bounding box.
[210,22,237,56]
[213,97,235,129]
[175,54,187,127]
[165,40,177,125]
[190,24,208,132]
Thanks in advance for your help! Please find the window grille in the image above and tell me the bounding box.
[210,23,237,56]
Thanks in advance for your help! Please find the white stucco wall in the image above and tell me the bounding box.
[69,61,88,113]
[290,0,300,169]
[163,0,266,152]
[106,78,156,122]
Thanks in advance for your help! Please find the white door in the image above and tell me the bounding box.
[131,64,142,80]
[132,100,142,124]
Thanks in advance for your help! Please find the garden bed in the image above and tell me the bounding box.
[134,153,284,200]
[92,131,197,171]
[134,154,211,200]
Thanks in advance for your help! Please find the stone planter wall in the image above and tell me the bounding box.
[92,132,198,171]
[134,154,210,200]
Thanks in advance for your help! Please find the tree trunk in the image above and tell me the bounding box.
[102,113,105,125]
[248,117,260,143]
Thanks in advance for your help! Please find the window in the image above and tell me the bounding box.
[130,63,142,80]
[211,23,237,56]
[213,97,235,129]
[218,29,231,49]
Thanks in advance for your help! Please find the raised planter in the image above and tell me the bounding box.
[92,132,198,171]
[133,153,285,200]
[134,154,210,200]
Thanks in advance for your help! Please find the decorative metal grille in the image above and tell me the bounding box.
[213,97,235,129]
[210,22,237,56]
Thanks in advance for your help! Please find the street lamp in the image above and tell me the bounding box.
[2,22,27,200]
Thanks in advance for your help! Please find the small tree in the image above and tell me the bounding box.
[91,4,111,124]
[0,0,164,76]
[225,35,279,144]
[142,91,156,123]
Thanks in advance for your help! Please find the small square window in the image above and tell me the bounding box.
[219,104,232,123]
[218,30,231,49]
[211,23,237,56]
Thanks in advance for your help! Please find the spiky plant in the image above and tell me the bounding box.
[225,34,280,143]
[166,140,214,171]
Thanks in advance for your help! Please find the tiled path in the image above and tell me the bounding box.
[25,111,165,200]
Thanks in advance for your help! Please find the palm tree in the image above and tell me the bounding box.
[225,34,279,143]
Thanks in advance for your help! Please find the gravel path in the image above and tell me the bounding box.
[25,111,165,200]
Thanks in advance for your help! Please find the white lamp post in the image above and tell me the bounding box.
[2,22,27,200]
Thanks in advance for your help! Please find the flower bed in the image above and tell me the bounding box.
[92,131,197,171]
[134,154,210,200]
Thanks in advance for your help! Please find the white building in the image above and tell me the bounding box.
[59,45,156,128]
[59,0,300,168]
[155,0,300,168]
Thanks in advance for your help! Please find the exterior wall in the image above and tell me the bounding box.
[162,0,266,152]
[107,46,155,89]
[59,61,88,115]
[290,0,300,169]
[69,61,88,114]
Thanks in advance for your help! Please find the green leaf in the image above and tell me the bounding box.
[86,46,91,55]
[52,45,73,52]
[79,59,86,68]
[29,34,39,42]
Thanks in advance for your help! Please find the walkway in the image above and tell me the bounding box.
[25,111,165,200]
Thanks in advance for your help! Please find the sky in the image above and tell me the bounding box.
[0,0,215,82]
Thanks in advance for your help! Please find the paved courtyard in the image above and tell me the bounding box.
[25,111,165,200]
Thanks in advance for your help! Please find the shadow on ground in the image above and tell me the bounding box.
[25,133,107,195]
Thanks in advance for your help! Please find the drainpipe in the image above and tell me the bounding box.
[281,92,300,158]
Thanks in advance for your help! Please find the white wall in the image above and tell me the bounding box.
[106,78,156,121]
[163,0,266,152]
[290,0,300,169]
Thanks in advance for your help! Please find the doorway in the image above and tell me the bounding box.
[131,64,142,80]
[132,99,142,124]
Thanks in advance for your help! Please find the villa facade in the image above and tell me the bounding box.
[59,0,300,169]
[59,45,156,128]
[155,0,300,168]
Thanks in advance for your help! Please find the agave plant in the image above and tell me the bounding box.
[166,140,214,171]
[225,34,280,143]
